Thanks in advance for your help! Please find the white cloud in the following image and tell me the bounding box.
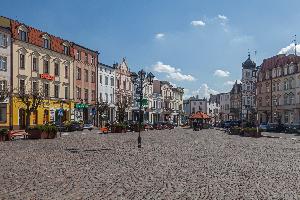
[153,61,196,81]
[192,84,219,98]
[155,33,165,40]
[213,69,230,77]
[224,80,241,85]
[191,20,206,27]
[218,15,228,21]
[278,43,300,55]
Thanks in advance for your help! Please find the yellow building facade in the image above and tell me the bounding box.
[10,21,75,129]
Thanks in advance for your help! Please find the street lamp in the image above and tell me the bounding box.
[131,70,155,148]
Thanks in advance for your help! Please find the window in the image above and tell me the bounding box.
[32,57,38,71]
[77,50,81,60]
[0,56,7,71]
[272,83,276,92]
[84,69,88,82]
[99,75,102,84]
[44,83,49,97]
[284,67,288,75]
[20,30,27,41]
[288,79,293,89]
[105,93,108,102]
[91,72,95,83]
[76,87,81,99]
[284,95,288,105]
[84,89,88,100]
[0,33,7,48]
[32,110,37,124]
[77,67,81,80]
[123,80,126,90]
[91,56,94,64]
[43,38,50,49]
[117,79,120,88]
[110,77,114,86]
[105,76,108,85]
[277,83,280,91]
[289,94,294,105]
[85,53,88,63]
[32,81,38,92]
[0,104,7,122]
[54,85,59,98]
[43,60,49,74]
[289,66,294,74]
[19,79,25,92]
[63,45,69,55]
[99,93,102,101]
[65,66,68,78]
[65,86,69,99]
[20,54,25,69]
[92,90,96,101]
[284,112,289,123]
[110,94,113,103]
[284,81,288,90]
[54,63,59,76]
[0,80,7,92]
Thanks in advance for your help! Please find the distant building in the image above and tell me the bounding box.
[241,53,257,121]
[98,63,116,123]
[229,80,242,120]
[0,18,11,129]
[207,94,220,124]
[257,54,300,124]
[219,92,230,121]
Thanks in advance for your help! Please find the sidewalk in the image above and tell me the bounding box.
[262,131,300,140]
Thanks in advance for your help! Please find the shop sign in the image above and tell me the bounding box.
[40,73,54,80]
[75,103,88,109]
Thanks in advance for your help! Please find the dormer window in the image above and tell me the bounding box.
[42,34,51,49]
[77,50,81,60]
[44,38,50,49]
[64,45,69,55]
[18,25,29,42]
[20,30,27,41]
[91,56,94,64]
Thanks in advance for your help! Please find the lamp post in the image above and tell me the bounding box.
[131,70,155,148]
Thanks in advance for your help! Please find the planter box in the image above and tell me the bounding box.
[243,130,261,138]
[47,132,57,139]
[28,129,42,139]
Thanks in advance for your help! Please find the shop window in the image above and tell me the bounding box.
[32,110,38,124]
[0,104,7,122]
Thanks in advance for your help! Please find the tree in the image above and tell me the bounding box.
[16,84,45,131]
[115,96,131,123]
[0,81,10,102]
[96,99,109,127]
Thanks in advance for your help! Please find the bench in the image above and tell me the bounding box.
[9,130,28,140]
[100,127,109,134]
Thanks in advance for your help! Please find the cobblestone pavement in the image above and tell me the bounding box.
[1,128,300,199]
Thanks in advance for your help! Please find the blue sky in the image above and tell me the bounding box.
[2,0,300,98]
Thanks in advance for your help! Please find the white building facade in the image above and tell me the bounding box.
[98,63,116,123]
[220,92,230,121]
[241,54,257,120]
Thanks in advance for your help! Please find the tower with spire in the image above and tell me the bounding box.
[241,52,257,121]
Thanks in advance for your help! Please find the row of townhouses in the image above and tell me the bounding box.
[0,16,184,130]
[184,52,300,126]
[183,53,257,124]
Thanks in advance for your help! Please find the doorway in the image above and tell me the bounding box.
[19,108,26,129]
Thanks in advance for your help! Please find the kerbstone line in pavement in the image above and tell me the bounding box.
[1,128,300,199]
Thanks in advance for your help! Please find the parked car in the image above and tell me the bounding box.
[53,121,68,132]
[68,121,83,132]
[153,122,164,130]
[284,124,300,134]
[267,123,286,132]
[83,123,94,131]
[259,123,269,132]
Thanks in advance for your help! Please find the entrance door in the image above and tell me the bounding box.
[19,108,26,129]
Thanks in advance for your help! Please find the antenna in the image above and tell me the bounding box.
[294,34,297,56]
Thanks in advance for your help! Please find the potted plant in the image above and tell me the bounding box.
[229,126,242,135]
[28,125,45,139]
[0,129,8,142]
[243,127,262,137]
[111,123,127,133]
[47,125,57,139]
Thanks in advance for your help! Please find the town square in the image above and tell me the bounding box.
[2,0,300,199]
[1,128,300,199]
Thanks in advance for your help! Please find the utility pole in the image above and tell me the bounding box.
[294,34,297,56]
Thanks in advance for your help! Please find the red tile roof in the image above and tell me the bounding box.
[11,20,74,57]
